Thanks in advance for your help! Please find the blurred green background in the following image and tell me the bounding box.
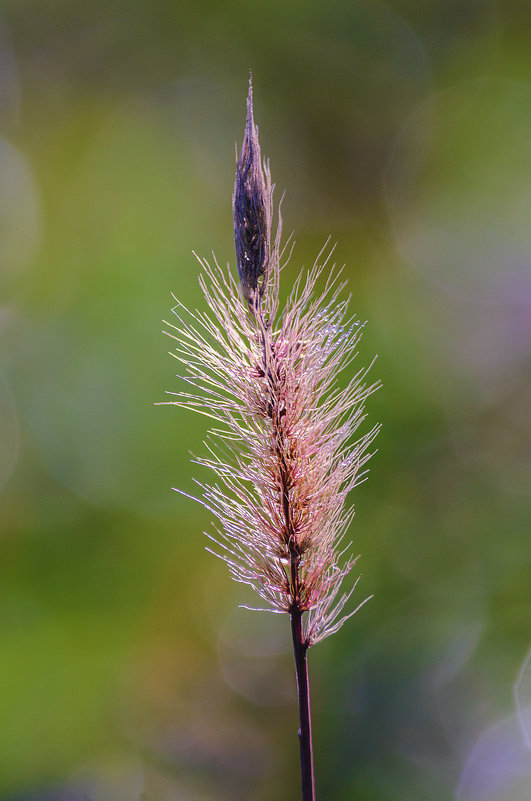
[1,1,530,799]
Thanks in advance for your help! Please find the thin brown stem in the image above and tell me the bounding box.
[290,609,315,801]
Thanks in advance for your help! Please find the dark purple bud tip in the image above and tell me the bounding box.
[233,74,272,307]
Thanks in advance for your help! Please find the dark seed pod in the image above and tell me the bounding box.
[233,75,272,307]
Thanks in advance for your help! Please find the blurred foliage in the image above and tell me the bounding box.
[0,1,530,799]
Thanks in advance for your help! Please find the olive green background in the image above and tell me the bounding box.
[1,1,530,799]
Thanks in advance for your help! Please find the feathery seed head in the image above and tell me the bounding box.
[164,81,380,648]
[233,74,273,308]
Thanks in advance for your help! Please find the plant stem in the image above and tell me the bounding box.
[290,609,316,801]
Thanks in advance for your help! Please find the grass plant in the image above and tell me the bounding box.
[163,75,380,800]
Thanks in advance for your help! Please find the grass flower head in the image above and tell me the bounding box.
[164,77,380,649]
